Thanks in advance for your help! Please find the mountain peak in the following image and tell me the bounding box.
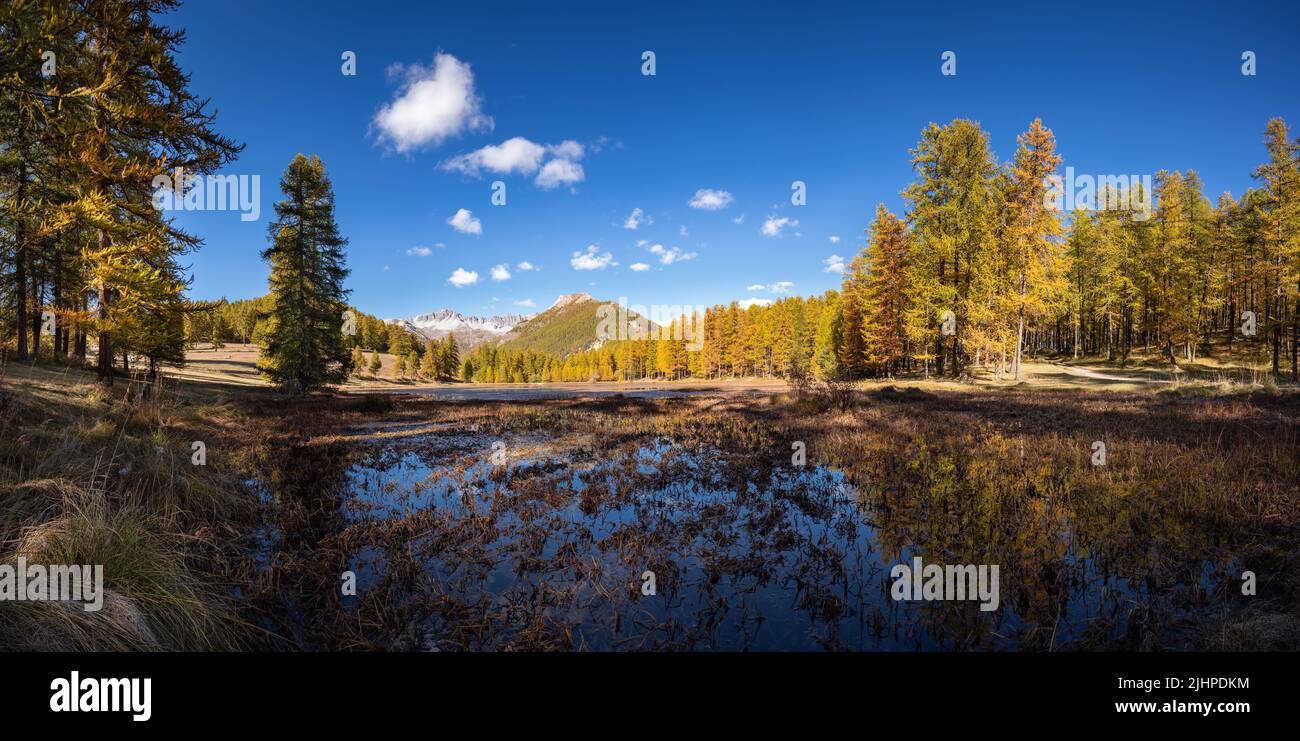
[549,292,597,310]
[386,308,533,348]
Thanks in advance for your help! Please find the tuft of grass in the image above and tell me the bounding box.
[1,372,257,650]
[1,490,247,650]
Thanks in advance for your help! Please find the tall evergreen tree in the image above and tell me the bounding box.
[257,154,351,394]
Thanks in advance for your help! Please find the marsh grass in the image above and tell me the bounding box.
[0,370,255,650]
[244,385,1300,651]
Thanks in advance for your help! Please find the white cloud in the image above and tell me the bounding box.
[623,207,651,230]
[761,215,798,237]
[747,281,794,293]
[738,298,773,309]
[447,208,482,234]
[490,264,511,281]
[829,235,841,244]
[630,262,650,272]
[448,267,479,287]
[516,261,536,271]
[690,188,734,210]
[571,244,616,270]
[647,243,697,265]
[406,246,432,257]
[548,140,584,160]
[441,136,546,176]
[514,298,536,307]
[732,213,746,224]
[823,254,846,273]
[535,158,584,189]
[373,53,492,153]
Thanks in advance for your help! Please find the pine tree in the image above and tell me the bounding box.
[368,349,382,375]
[257,155,351,395]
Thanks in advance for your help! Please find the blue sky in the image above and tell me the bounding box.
[167,0,1300,319]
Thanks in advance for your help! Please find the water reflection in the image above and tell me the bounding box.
[245,417,1273,651]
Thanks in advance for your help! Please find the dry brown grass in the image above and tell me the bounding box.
[234,383,1300,651]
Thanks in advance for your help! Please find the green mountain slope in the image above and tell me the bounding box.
[496,293,656,357]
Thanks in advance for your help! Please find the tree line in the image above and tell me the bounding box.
[4,4,1295,391]
[463,117,1300,384]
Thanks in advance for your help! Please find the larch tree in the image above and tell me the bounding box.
[1003,118,1067,380]
[52,0,241,386]
[903,120,998,377]
[860,205,911,376]
[1252,118,1300,378]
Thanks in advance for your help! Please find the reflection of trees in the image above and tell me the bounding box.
[245,422,360,649]
[254,405,1295,651]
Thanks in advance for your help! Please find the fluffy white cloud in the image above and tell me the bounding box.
[490,264,511,281]
[447,208,482,234]
[823,254,846,273]
[441,138,589,192]
[690,188,734,210]
[761,215,798,237]
[536,158,584,189]
[747,281,794,293]
[448,267,479,287]
[373,53,492,153]
[829,235,841,244]
[571,244,616,270]
[738,298,773,309]
[441,136,546,176]
[647,243,697,265]
[623,207,651,230]
[548,140,584,160]
[514,298,536,307]
[516,261,536,271]
[630,262,650,272]
[406,246,432,257]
